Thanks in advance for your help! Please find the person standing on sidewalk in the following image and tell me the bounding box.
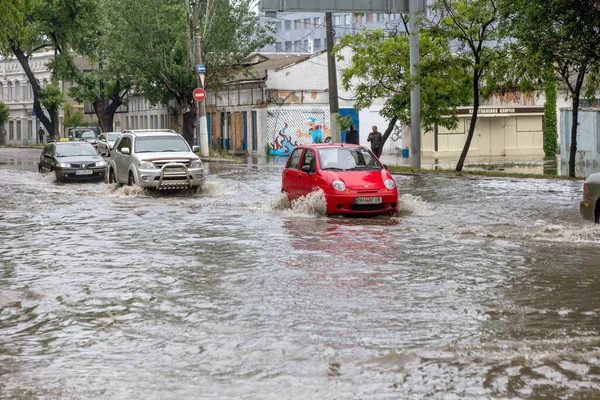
[38,127,45,144]
[367,125,383,158]
[345,124,359,145]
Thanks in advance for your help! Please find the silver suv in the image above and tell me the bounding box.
[108,130,205,190]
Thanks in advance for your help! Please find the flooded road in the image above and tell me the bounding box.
[1,148,599,399]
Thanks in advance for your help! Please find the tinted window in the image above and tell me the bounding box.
[134,136,189,153]
[300,149,315,172]
[118,136,131,151]
[318,147,382,171]
[286,148,303,169]
[44,144,53,156]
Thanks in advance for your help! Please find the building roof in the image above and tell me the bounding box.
[226,52,320,84]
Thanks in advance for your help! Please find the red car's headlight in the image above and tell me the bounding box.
[384,178,396,190]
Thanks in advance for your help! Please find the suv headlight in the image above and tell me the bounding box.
[332,180,346,191]
[190,160,203,169]
[384,178,396,189]
[57,162,71,168]
[139,161,156,169]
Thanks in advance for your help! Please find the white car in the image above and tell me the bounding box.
[97,132,121,156]
[108,130,204,190]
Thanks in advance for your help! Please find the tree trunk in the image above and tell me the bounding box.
[182,100,197,146]
[12,47,58,139]
[381,117,398,149]
[93,99,109,132]
[456,70,480,172]
[568,69,586,178]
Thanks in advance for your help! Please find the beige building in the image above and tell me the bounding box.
[422,106,545,158]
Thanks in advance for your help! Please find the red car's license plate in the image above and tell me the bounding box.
[355,197,382,204]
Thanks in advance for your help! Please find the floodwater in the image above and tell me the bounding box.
[1,148,600,399]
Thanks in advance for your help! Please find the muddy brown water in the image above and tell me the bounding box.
[1,148,599,399]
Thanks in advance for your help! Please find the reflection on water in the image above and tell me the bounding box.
[1,148,600,399]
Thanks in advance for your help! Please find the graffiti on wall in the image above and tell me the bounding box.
[267,109,331,156]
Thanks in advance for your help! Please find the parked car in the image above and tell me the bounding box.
[108,129,204,190]
[97,132,121,156]
[281,143,399,215]
[580,173,600,223]
[39,141,107,182]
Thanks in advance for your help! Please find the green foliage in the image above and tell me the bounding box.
[337,115,353,132]
[0,101,9,127]
[38,84,64,112]
[333,28,471,133]
[543,69,558,157]
[62,102,84,128]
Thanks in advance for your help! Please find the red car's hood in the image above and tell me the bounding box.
[321,170,391,190]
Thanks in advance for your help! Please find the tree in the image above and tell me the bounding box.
[333,27,472,150]
[543,67,558,158]
[107,0,273,146]
[0,101,9,129]
[0,0,99,140]
[429,0,509,172]
[500,0,600,177]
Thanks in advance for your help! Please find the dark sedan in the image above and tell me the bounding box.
[39,141,107,182]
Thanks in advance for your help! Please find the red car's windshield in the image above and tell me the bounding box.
[318,147,383,171]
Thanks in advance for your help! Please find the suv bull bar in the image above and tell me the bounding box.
[157,162,192,190]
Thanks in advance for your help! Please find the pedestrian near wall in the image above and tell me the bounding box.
[38,127,45,144]
[345,124,359,145]
[367,125,383,157]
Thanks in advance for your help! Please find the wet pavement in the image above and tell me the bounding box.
[1,147,600,399]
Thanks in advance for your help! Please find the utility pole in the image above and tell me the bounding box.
[409,0,421,169]
[193,0,210,157]
[325,12,340,143]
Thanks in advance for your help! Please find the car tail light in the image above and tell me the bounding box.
[584,182,590,198]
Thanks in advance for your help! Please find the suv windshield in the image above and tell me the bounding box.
[135,136,190,153]
[56,143,98,157]
[318,147,382,171]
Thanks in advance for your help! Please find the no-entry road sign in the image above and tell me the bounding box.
[193,88,206,102]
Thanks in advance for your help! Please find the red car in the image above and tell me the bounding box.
[281,144,399,215]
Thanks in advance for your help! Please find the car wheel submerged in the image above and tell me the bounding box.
[108,168,117,184]
[128,171,135,186]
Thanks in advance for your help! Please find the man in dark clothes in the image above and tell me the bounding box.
[38,127,45,144]
[367,125,383,157]
[345,124,359,145]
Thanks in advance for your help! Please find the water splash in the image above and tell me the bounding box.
[269,192,291,211]
[108,184,147,197]
[399,193,435,216]
[199,180,225,196]
[290,190,327,216]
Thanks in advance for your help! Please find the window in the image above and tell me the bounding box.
[294,19,301,29]
[344,15,351,25]
[294,41,301,51]
[378,13,384,22]
[355,15,362,24]
[304,18,310,29]
[276,21,282,32]
[14,81,20,100]
[334,15,341,26]
[367,13,373,23]
[286,148,302,169]
[16,121,22,140]
[9,121,14,139]
[117,136,131,152]
[276,42,282,52]
[285,41,292,52]
[285,20,291,31]
[313,17,320,27]
[7,82,12,101]
[314,39,321,51]
[28,120,32,139]
[304,39,309,51]
[301,150,315,173]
